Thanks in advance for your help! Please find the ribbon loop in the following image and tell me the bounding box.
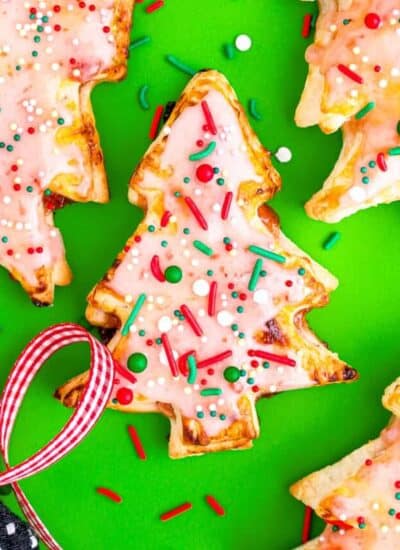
[0,324,115,549]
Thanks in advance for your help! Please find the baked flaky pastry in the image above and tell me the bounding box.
[297,0,400,223]
[291,377,400,549]
[56,69,356,458]
[0,0,134,305]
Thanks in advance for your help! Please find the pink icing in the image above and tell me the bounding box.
[104,88,338,437]
[308,418,400,549]
[304,0,400,212]
[0,1,120,292]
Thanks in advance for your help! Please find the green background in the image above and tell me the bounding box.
[1,1,399,548]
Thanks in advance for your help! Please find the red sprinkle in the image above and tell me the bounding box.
[198,350,232,369]
[338,64,363,84]
[149,105,164,140]
[160,502,192,521]
[205,495,225,516]
[377,152,387,172]
[116,387,133,405]
[96,487,122,503]
[161,333,179,377]
[150,255,165,282]
[114,360,137,385]
[248,349,296,367]
[221,191,233,220]
[180,304,203,336]
[365,13,381,29]
[365,459,373,466]
[160,210,172,227]
[127,425,147,460]
[302,14,313,38]
[146,0,164,13]
[184,196,208,230]
[102,26,110,33]
[201,100,217,135]
[302,506,313,543]
[208,281,217,316]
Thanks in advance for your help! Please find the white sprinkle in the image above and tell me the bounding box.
[235,33,252,52]
[275,146,292,163]
[349,186,366,203]
[217,310,234,327]
[192,279,209,296]
[6,523,16,535]
[158,316,172,332]
[253,289,270,305]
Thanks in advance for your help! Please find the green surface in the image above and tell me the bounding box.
[1,1,399,548]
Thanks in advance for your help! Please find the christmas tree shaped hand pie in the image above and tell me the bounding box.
[297,1,400,223]
[0,0,134,304]
[292,377,400,549]
[56,70,356,458]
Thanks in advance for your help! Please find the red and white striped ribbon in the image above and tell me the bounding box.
[0,323,115,549]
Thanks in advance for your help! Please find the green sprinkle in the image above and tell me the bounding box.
[32,50,38,57]
[231,323,238,331]
[298,268,306,276]
[42,15,49,22]
[165,265,183,284]
[397,121,400,135]
[237,306,244,313]
[210,410,217,417]
[389,147,400,156]
[138,84,150,110]
[200,388,223,397]
[37,25,44,32]
[355,101,376,120]
[231,291,238,298]
[360,166,367,174]
[57,118,64,125]
[248,258,263,291]
[343,18,351,25]
[1,236,8,243]
[0,142,4,148]
[260,270,267,277]
[223,43,235,59]
[34,36,40,43]
[26,185,33,192]
[219,414,226,421]
[112,398,118,405]
[188,354,197,384]
[247,377,254,385]
[248,98,262,121]
[138,329,145,337]
[193,240,213,256]
[368,161,376,168]
[127,352,148,373]
[197,411,204,419]
[223,237,230,244]
[174,191,181,197]
[216,178,225,186]
[165,54,196,76]
[44,189,52,196]
[213,167,220,174]
[240,369,246,377]
[362,177,369,184]
[206,269,213,276]
[155,338,162,345]
[389,509,396,516]
[395,492,400,500]
[129,36,151,50]
[238,332,245,339]
[359,523,366,529]
[161,240,168,247]
[13,134,20,141]
[148,224,156,232]
[332,525,339,533]
[189,140,216,161]
[248,245,286,264]
[183,176,190,183]
[224,366,240,383]
[6,145,13,152]
[121,293,146,336]
[183,228,190,235]
[263,362,270,369]
[323,231,341,250]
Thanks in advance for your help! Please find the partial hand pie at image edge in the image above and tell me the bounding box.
[0,1,134,305]
[56,69,356,459]
[298,0,400,223]
[292,376,400,549]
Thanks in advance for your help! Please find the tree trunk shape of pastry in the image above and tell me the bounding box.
[56,70,357,459]
[297,0,400,223]
[0,0,134,305]
[292,376,400,549]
